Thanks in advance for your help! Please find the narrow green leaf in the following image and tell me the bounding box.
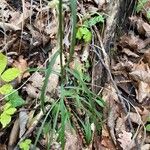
[0,84,13,95]
[0,53,7,75]
[1,68,20,82]
[40,50,59,112]
[95,99,105,107]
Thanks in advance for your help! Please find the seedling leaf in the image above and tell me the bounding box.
[0,84,13,95]
[1,68,20,82]
[6,91,25,107]
[0,53,7,75]
[146,124,150,132]
[19,139,32,150]
[5,107,16,115]
[0,114,11,128]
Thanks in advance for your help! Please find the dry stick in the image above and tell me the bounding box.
[92,26,140,149]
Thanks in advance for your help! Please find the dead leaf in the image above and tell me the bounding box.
[129,16,150,37]
[137,81,150,103]
[115,117,126,135]
[29,72,43,89]
[13,56,30,80]
[141,144,150,150]
[129,62,150,83]
[143,48,150,66]
[118,130,135,150]
[119,33,147,50]
[19,109,28,138]
[128,112,142,124]
[122,48,139,58]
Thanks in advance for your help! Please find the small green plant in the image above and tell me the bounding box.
[146,116,150,131]
[0,53,25,128]
[136,0,148,13]
[0,53,20,95]
[19,139,32,150]
[136,0,150,20]
[0,53,25,106]
[76,27,92,43]
[0,103,16,128]
[76,14,104,43]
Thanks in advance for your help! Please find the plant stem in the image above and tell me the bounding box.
[58,0,64,83]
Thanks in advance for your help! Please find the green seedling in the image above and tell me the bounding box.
[76,27,92,43]
[136,0,148,13]
[146,116,150,131]
[76,14,104,42]
[0,53,25,106]
[19,139,32,150]
[0,103,16,128]
[0,53,20,95]
[136,0,150,21]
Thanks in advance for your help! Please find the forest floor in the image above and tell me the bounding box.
[0,0,150,150]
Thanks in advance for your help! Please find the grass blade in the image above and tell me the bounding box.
[69,0,77,62]
[40,50,59,112]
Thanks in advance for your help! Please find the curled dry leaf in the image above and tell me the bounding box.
[130,62,150,83]
[137,81,150,103]
[117,130,135,150]
[25,84,40,99]
[129,16,150,37]
[115,117,126,135]
[141,144,150,150]
[143,48,150,66]
[128,112,142,124]
[29,72,43,89]
[112,61,134,72]
[13,56,30,80]
[122,48,139,58]
[19,109,28,138]
[119,33,147,50]
[65,127,81,150]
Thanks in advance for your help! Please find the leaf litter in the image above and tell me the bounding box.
[0,0,150,149]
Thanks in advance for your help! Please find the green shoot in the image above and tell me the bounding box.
[19,139,32,150]
[40,50,59,112]
[0,103,16,128]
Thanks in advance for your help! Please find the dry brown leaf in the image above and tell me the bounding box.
[65,127,81,150]
[137,81,150,103]
[141,144,150,150]
[128,112,142,124]
[129,16,150,37]
[129,62,150,83]
[117,130,135,150]
[25,84,39,99]
[119,33,147,50]
[19,109,28,138]
[101,136,116,150]
[13,56,30,80]
[115,117,126,135]
[143,48,150,66]
[122,48,139,58]
[29,72,43,89]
